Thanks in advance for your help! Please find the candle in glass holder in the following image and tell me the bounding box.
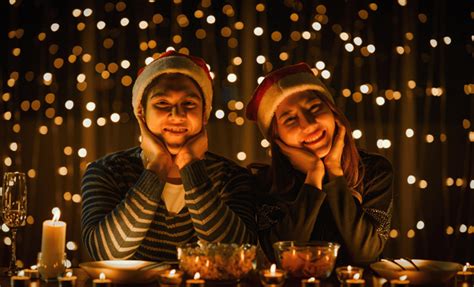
[455,263,473,286]
[93,272,111,287]
[346,273,365,287]
[39,207,66,280]
[10,270,31,287]
[186,272,205,287]
[259,264,285,287]
[159,269,184,287]
[24,265,40,280]
[390,275,410,286]
[58,271,77,287]
[301,277,320,287]
[336,265,364,283]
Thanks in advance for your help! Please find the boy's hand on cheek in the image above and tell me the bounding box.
[137,115,173,179]
[175,128,208,169]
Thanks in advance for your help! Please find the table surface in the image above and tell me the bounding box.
[0,267,456,287]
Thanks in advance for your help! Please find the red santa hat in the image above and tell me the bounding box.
[132,51,213,119]
[246,63,334,137]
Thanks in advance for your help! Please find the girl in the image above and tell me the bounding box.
[246,63,393,266]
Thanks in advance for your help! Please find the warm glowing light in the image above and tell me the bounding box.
[353,273,360,280]
[340,32,349,41]
[97,21,106,30]
[321,70,331,79]
[430,39,438,48]
[376,97,385,106]
[215,110,225,119]
[51,23,60,32]
[52,207,61,222]
[78,148,87,158]
[206,15,216,24]
[237,152,247,161]
[254,27,263,36]
[367,44,376,53]
[120,18,129,26]
[270,264,276,274]
[261,139,270,148]
[399,275,408,281]
[194,272,200,280]
[353,37,362,46]
[138,20,148,29]
[256,55,266,64]
[416,221,425,230]
[407,175,416,185]
[345,43,354,52]
[312,22,322,31]
[227,73,237,83]
[99,273,106,280]
[352,130,362,139]
[315,61,325,70]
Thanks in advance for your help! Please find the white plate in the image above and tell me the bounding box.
[370,259,462,285]
[79,260,171,283]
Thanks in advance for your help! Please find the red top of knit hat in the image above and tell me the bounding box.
[245,62,313,121]
[137,51,212,82]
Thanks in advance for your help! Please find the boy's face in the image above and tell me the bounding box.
[143,74,205,155]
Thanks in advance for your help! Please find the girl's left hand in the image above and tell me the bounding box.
[323,120,345,178]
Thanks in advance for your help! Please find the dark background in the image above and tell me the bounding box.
[0,0,472,268]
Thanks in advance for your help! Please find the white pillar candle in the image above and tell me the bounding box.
[39,207,66,279]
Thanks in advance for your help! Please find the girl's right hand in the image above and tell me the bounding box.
[275,139,325,189]
[137,116,173,179]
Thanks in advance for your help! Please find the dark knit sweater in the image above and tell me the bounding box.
[81,147,257,261]
[254,150,393,266]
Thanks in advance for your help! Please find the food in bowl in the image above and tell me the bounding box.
[273,241,340,278]
[177,242,257,281]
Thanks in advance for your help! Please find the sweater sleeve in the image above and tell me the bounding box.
[81,161,165,260]
[323,156,393,265]
[180,159,257,244]
[257,184,327,260]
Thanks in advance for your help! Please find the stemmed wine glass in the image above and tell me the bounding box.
[1,172,28,276]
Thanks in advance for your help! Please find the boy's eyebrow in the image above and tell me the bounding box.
[149,89,201,100]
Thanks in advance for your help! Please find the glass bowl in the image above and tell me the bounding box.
[273,241,340,279]
[177,242,257,281]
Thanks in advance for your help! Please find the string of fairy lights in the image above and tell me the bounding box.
[1,0,473,265]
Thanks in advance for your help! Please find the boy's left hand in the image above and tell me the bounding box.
[175,128,208,169]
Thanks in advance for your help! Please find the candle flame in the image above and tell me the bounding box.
[399,275,408,281]
[30,265,37,270]
[194,272,201,280]
[347,265,352,271]
[353,273,360,280]
[308,277,316,282]
[99,272,106,280]
[66,272,73,277]
[52,207,61,222]
[292,248,296,256]
[270,264,276,274]
[170,269,176,276]
[18,270,25,277]
[463,265,468,272]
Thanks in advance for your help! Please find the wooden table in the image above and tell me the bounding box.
[0,267,455,287]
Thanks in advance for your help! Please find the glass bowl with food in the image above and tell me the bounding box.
[177,241,257,281]
[273,241,340,279]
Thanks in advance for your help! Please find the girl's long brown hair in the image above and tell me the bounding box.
[268,91,364,202]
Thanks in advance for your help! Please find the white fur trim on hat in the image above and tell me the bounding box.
[257,72,333,137]
[132,55,213,119]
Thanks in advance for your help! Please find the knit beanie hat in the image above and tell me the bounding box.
[132,51,213,119]
[246,63,334,137]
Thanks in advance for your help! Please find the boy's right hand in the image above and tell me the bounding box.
[137,116,173,179]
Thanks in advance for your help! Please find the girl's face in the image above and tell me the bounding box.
[274,90,336,158]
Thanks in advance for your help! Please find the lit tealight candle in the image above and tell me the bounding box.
[346,273,365,287]
[24,265,40,280]
[456,263,473,285]
[39,207,66,280]
[259,264,286,287]
[159,269,184,287]
[390,275,410,286]
[10,270,31,287]
[186,272,205,287]
[93,272,111,287]
[58,271,77,287]
[336,265,364,283]
[301,276,320,287]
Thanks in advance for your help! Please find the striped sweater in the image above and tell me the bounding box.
[81,147,257,261]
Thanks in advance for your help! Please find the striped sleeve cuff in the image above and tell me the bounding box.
[133,169,165,202]
[180,160,208,190]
